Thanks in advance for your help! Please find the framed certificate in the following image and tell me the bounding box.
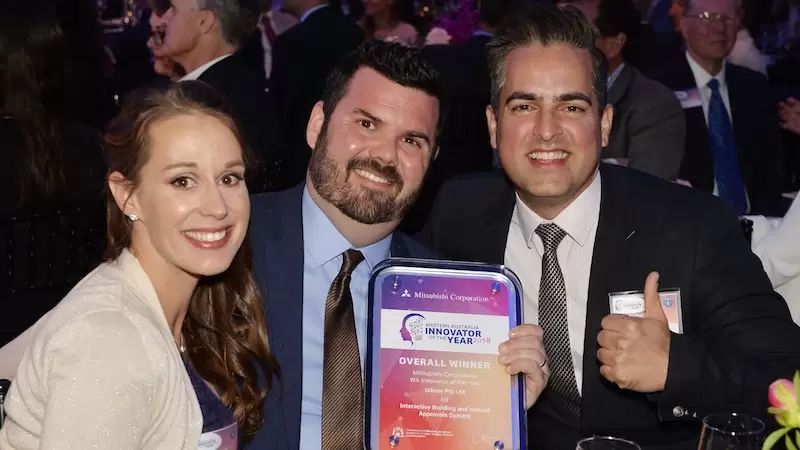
[366,258,526,450]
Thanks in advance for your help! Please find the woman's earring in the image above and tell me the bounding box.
[127,214,138,222]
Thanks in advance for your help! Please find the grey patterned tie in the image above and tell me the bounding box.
[535,223,582,419]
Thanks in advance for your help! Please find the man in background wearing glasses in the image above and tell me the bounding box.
[653,0,789,217]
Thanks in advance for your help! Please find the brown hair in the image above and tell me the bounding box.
[103,81,279,436]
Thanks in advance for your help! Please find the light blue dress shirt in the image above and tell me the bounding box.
[299,187,392,450]
[607,63,626,90]
[300,4,327,22]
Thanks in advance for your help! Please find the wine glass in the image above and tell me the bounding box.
[698,412,765,450]
[576,436,641,450]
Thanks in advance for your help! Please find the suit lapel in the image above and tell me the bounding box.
[580,166,639,429]
[390,234,410,257]
[724,66,751,177]
[472,184,516,265]
[607,65,632,106]
[261,184,305,444]
[670,58,713,191]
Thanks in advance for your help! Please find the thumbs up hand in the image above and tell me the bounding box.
[597,272,672,393]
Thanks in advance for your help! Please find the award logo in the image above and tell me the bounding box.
[400,312,484,346]
[400,313,426,345]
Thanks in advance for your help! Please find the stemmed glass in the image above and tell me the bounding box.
[576,436,641,450]
[698,412,765,450]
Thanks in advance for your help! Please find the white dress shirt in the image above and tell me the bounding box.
[180,53,233,81]
[503,172,602,395]
[685,51,733,124]
[685,51,750,209]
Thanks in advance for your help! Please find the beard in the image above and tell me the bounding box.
[308,124,420,225]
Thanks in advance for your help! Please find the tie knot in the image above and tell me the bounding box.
[535,223,567,251]
[707,78,720,92]
[340,249,365,276]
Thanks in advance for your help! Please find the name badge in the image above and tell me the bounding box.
[674,88,703,110]
[609,289,684,334]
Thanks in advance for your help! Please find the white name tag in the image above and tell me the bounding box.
[674,88,703,109]
[608,289,684,334]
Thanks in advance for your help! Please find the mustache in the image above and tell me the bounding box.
[347,158,403,189]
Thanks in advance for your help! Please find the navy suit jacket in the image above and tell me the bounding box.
[245,184,437,449]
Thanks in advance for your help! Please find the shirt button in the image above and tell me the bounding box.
[672,406,685,418]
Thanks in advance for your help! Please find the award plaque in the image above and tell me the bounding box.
[366,258,526,450]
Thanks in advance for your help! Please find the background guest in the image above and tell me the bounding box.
[147,0,185,81]
[163,0,291,192]
[653,0,788,216]
[573,0,686,180]
[360,0,419,46]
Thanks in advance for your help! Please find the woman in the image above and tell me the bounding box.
[360,0,419,47]
[0,81,279,449]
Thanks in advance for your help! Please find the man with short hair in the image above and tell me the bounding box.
[163,0,292,191]
[653,0,787,216]
[246,40,550,450]
[419,5,800,449]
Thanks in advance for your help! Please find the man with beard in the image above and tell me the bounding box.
[245,40,551,449]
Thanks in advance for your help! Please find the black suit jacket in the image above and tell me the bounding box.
[245,184,437,449]
[417,164,800,450]
[269,6,363,181]
[652,57,786,216]
[239,29,268,83]
[196,54,292,192]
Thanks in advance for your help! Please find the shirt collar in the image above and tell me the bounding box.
[685,50,727,90]
[607,63,626,89]
[302,185,392,270]
[180,53,233,81]
[300,4,327,22]
[513,170,602,249]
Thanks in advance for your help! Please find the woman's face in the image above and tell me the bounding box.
[113,113,251,279]
[364,0,392,17]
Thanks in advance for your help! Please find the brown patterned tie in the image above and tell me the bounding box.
[322,249,366,450]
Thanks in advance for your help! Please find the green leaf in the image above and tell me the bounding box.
[763,428,791,450]
[786,435,799,450]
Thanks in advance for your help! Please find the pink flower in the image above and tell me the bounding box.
[770,379,797,410]
[768,373,800,429]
